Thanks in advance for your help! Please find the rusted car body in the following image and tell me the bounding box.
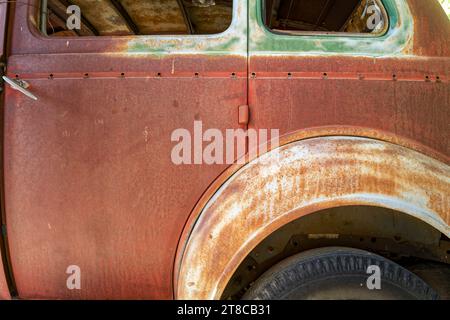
[0,0,448,300]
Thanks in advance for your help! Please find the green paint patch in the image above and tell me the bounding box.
[123,0,414,58]
[124,0,247,56]
[250,0,414,57]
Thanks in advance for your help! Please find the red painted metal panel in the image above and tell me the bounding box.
[3,5,247,299]
[248,58,449,160]
[0,256,10,299]
[249,1,450,163]
[4,62,246,300]
[0,1,12,300]
[3,0,448,301]
[0,3,6,60]
[407,0,450,57]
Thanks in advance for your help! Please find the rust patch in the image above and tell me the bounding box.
[176,137,450,299]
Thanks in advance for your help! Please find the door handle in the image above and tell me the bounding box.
[2,76,38,101]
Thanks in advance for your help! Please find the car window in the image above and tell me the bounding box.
[263,0,388,35]
[41,0,233,36]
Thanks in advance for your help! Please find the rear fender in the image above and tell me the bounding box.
[176,136,450,299]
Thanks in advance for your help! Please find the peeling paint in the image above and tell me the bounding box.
[177,137,450,300]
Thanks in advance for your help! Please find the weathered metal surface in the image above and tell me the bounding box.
[251,0,450,56]
[0,1,12,301]
[4,0,247,300]
[250,0,414,56]
[249,0,450,160]
[248,65,449,159]
[407,0,450,57]
[173,124,450,294]
[176,137,450,299]
[179,0,449,300]
[3,0,450,300]
[3,75,246,299]
[0,2,7,61]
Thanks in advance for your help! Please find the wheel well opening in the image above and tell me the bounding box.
[221,205,450,299]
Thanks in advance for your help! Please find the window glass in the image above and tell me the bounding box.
[42,0,233,36]
[264,0,387,35]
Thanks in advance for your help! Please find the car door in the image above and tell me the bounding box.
[3,0,247,299]
[248,0,449,159]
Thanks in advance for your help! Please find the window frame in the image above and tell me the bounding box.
[250,0,414,57]
[18,0,247,56]
[39,0,235,37]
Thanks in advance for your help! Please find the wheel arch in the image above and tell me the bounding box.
[175,135,450,300]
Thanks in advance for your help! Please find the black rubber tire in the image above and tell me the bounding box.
[243,247,439,300]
